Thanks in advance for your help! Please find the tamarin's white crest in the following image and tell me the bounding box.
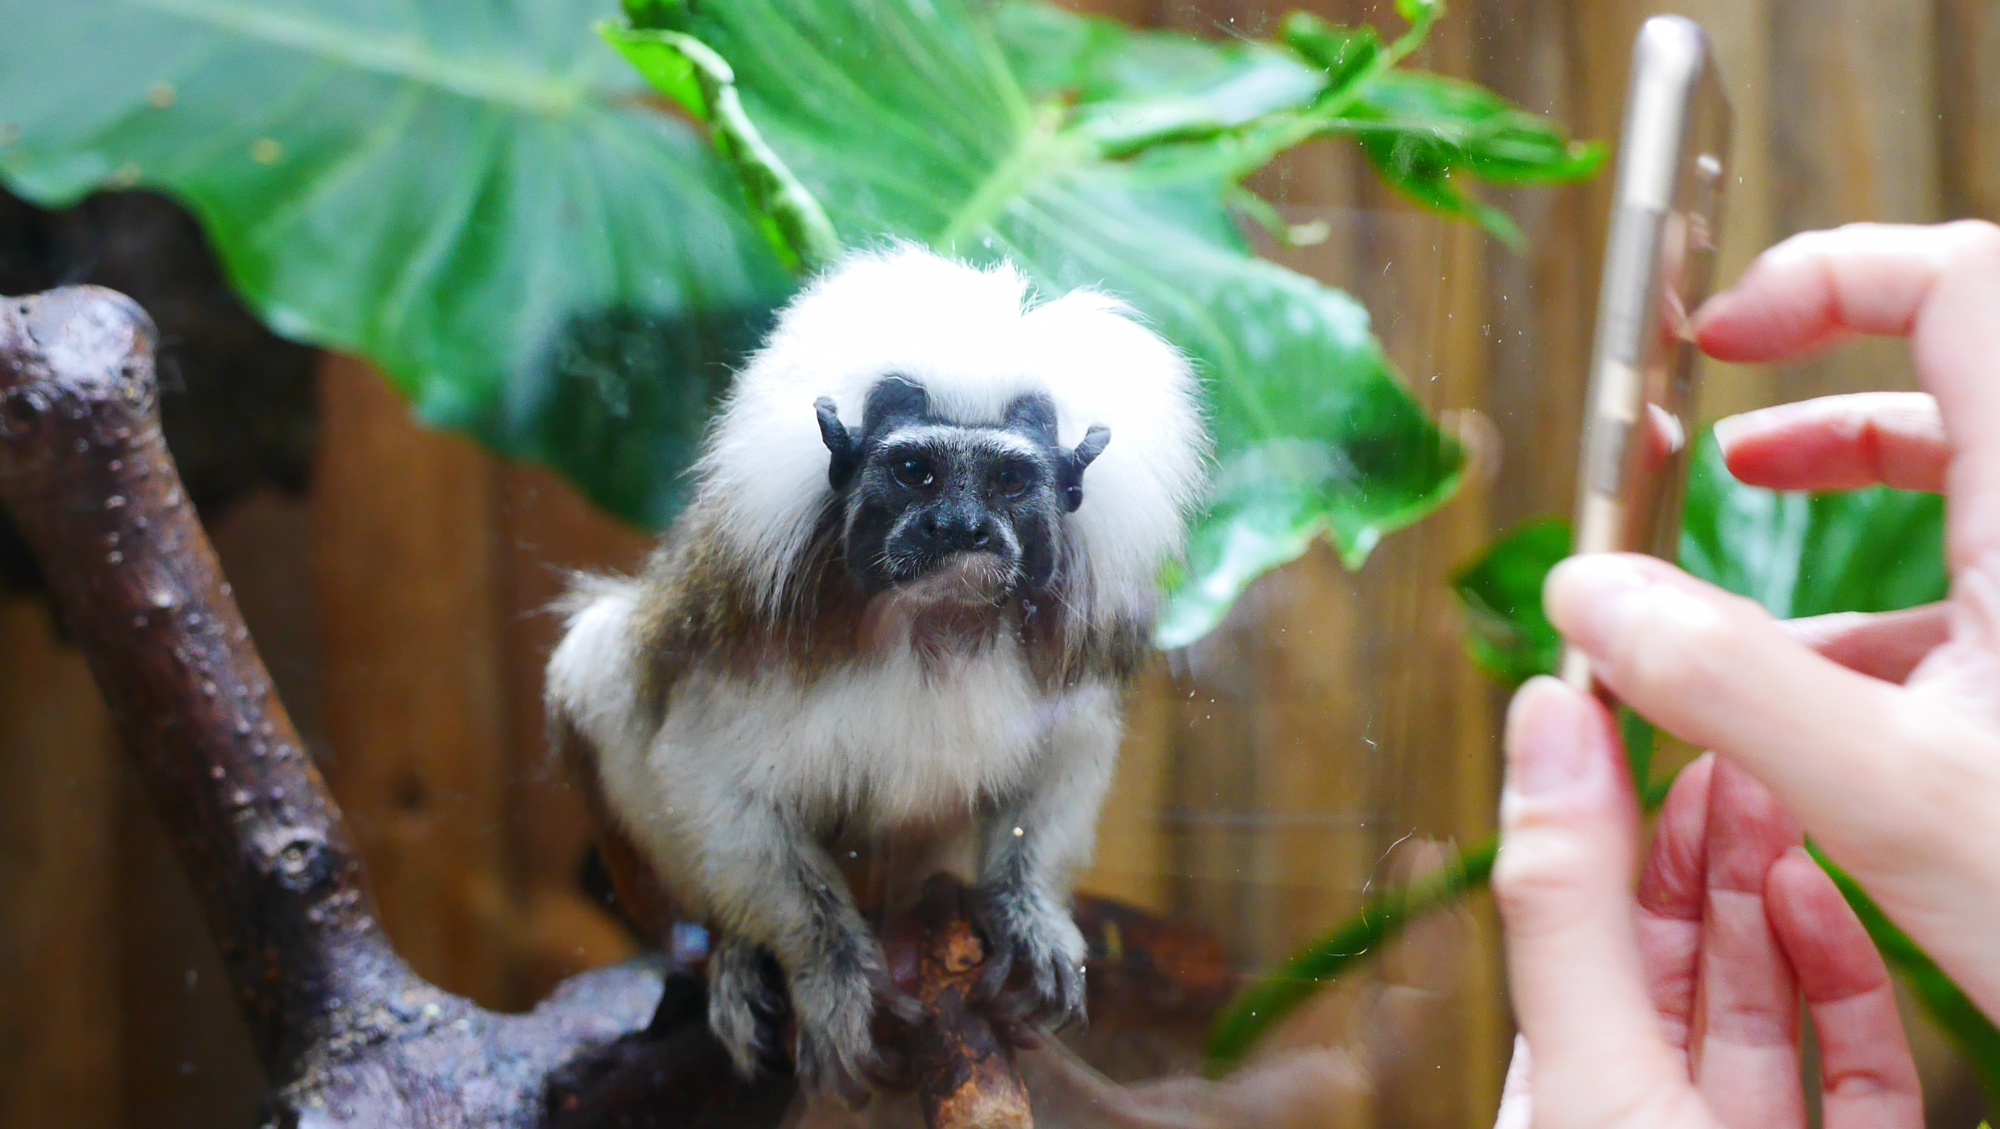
[546,244,1207,1097]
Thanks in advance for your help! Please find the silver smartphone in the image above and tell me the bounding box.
[1561,15,1733,691]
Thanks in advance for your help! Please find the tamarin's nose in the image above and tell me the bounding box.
[920,509,996,552]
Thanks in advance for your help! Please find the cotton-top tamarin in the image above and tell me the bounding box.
[546,245,1207,1095]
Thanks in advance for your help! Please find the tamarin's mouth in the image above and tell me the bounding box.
[896,551,1015,606]
[858,552,1015,656]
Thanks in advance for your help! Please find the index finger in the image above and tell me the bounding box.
[1696,221,2000,568]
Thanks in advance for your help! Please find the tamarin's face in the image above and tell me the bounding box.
[816,376,1109,600]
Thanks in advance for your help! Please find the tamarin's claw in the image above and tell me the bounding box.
[969,883,1088,1036]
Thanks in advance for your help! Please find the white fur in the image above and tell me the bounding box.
[548,578,1123,913]
[695,243,1208,627]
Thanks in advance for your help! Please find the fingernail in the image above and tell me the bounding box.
[1505,676,1593,796]
[1711,413,1748,452]
[1546,554,1655,654]
[1711,405,1793,455]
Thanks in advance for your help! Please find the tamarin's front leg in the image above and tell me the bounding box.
[972,700,1121,1031]
[698,798,910,1094]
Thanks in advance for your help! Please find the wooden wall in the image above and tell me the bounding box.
[1,2,1994,1126]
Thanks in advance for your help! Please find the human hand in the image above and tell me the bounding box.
[1545,220,2000,1018]
[1494,677,1922,1129]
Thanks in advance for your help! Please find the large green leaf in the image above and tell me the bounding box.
[1346,71,1606,249]
[604,0,1614,647]
[991,0,1329,156]
[2,0,1595,647]
[0,0,792,527]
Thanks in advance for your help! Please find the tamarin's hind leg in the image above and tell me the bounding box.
[699,801,917,1097]
[971,713,1119,1032]
[708,938,789,1077]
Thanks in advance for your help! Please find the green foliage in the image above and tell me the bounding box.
[1210,430,1968,1072]
[1347,71,1605,249]
[994,2,1329,157]
[1451,516,1568,687]
[1278,16,1382,95]
[0,0,792,529]
[1450,435,1946,670]
[0,0,1597,645]
[1678,438,1947,618]
[598,25,841,270]
[604,0,1598,647]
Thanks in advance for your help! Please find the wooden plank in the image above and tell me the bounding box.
[493,463,651,1004]
[1341,11,1508,1101]
[1149,0,1382,986]
[313,353,512,1005]
[1472,0,1607,527]
[1938,0,2000,221]
[117,770,266,1129]
[0,598,122,1129]
[1077,661,1179,913]
[1768,0,1940,402]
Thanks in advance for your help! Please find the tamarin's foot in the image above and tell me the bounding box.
[787,939,921,1103]
[706,939,789,1078]
[970,882,1087,1038]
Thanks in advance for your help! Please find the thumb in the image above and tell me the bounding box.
[1495,677,1692,1128]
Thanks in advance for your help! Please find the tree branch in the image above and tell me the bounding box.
[0,286,784,1127]
[0,285,389,1066]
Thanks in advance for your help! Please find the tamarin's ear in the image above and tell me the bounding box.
[1058,424,1111,513]
[815,397,862,490]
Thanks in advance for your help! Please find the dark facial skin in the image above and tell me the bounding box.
[816,377,1109,598]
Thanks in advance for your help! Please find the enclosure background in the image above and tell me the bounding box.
[1,0,1993,1126]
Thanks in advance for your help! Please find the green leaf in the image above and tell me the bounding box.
[993,1,1328,157]
[1343,72,1607,248]
[1396,0,1442,26]
[1450,516,1568,687]
[0,0,794,529]
[1447,434,1946,687]
[1278,15,1382,97]
[618,0,1470,649]
[597,23,842,270]
[1678,435,1947,618]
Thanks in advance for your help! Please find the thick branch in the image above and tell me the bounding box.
[0,286,398,1071]
[903,878,1033,1129]
[0,287,788,1128]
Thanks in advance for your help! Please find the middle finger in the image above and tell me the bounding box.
[1689,759,1806,1129]
[1716,392,1947,493]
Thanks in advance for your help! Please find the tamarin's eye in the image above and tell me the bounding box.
[991,464,1030,499]
[893,457,936,489]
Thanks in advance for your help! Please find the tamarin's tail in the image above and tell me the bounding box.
[543,573,642,771]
